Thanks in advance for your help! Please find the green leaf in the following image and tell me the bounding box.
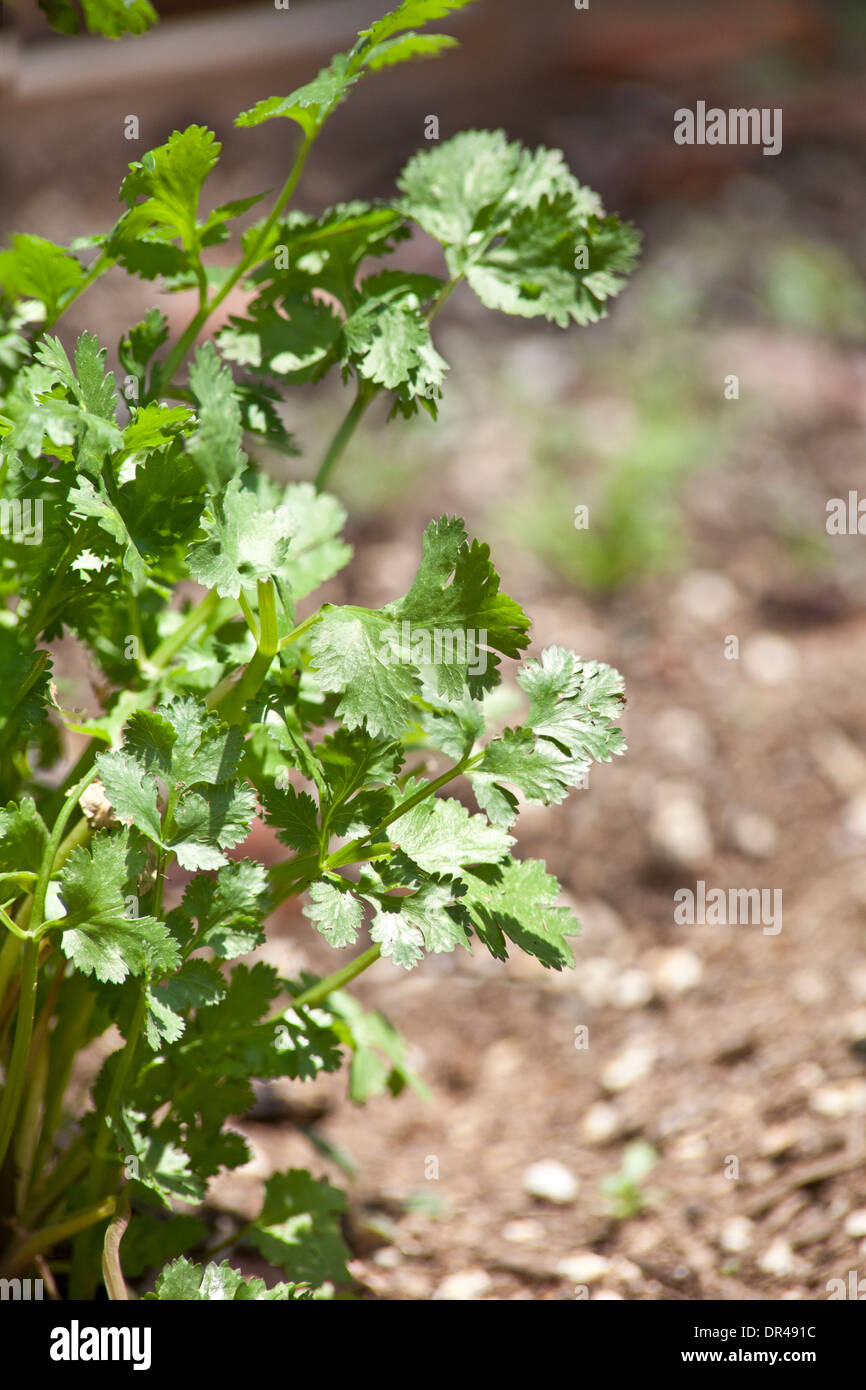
[96,747,163,842]
[58,829,178,984]
[96,700,254,870]
[240,202,410,313]
[389,786,512,874]
[38,0,158,40]
[185,343,247,492]
[218,294,343,384]
[177,859,269,959]
[148,1256,306,1301]
[0,634,51,746]
[119,308,169,396]
[303,881,363,949]
[169,783,257,871]
[186,477,293,599]
[116,127,221,256]
[0,234,83,320]
[0,797,48,874]
[308,516,529,737]
[462,858,579,970]
[519,646,627,759]
[359,1,478,49]
[327,989,428,1102]
[112,1107,204,1206]
[235,54,358,137]
[371,875,468,963]
[120,1215,209,1282]
[315,727,402,807]
[265,785,320,855]
[271,483,351,600]
[362,31,458,70]
[250,1169,351,1286]
[308,606,422,740]
[474,727,587,808]
[68,477,147,590]
[343,298,448,399]
[398,130,640,322]
[123,402,194,453]
[467,202,640,327]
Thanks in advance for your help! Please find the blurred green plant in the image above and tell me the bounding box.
[600,1141,659,1220]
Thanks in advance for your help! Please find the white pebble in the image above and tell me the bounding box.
[843,1209,866,1238]
[522,1159,580,1205]
[578,956,621,1008]
[649,784,714,867]
[608,968,654,1011]
[581,1101,622,1144]
[502,1219,545,1244]
[601,1041,657,1092]
[729,810,778,859]
[555,1252,610,1283]
[811,1081,866,1118]
[843,794,866,842]
[674,570,738,623]
[654,707,714,767]
[433,1268,493,1300]
[758,1238,795,1277]
[719,1216,754,1253]
[651,948,703,997]
[742,632,800,686]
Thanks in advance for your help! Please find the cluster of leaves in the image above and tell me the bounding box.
[0,0,635,1301]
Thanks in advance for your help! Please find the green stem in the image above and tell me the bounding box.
[314,379,379,493]
[31,767,99,934]
[44,251,113,332]
[3,1195,116,1278]
[287,944,382,1012]
[68,987,146,1299]
[216,579,279,723]
[26,1140,90,1226]
[425,273,463,324]
[147,589,220,672]
[277,609,322,652]
[159,132,316,386]
[0,934,39,1173]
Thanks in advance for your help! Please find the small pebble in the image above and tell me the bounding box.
[674,570,738,623]
[792,970,831,1006]
[761,1122,803,1158]
[651,948,703,997]
[502,1219,545,1244]
[719,1216,754,1254]
[578,956,621,1008]
[433,1268,493,1300]
[601,1040,657,1092]
[742,632,800,686]
[654,707,714,767]
[372,1247,402,1269]
[843,794,866,843]
[555,1252,610,1284]
[648,783,714,867]
[608,968,654,1011]
[843,1209,866,1238]
[581,1101,622,1144]
[811,1081,866,1118]
[729,809,778,859]
[758,1238,795,1277]
[522,1159,580,1204]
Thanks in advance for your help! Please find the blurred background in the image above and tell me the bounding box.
[3,0,866,1299]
